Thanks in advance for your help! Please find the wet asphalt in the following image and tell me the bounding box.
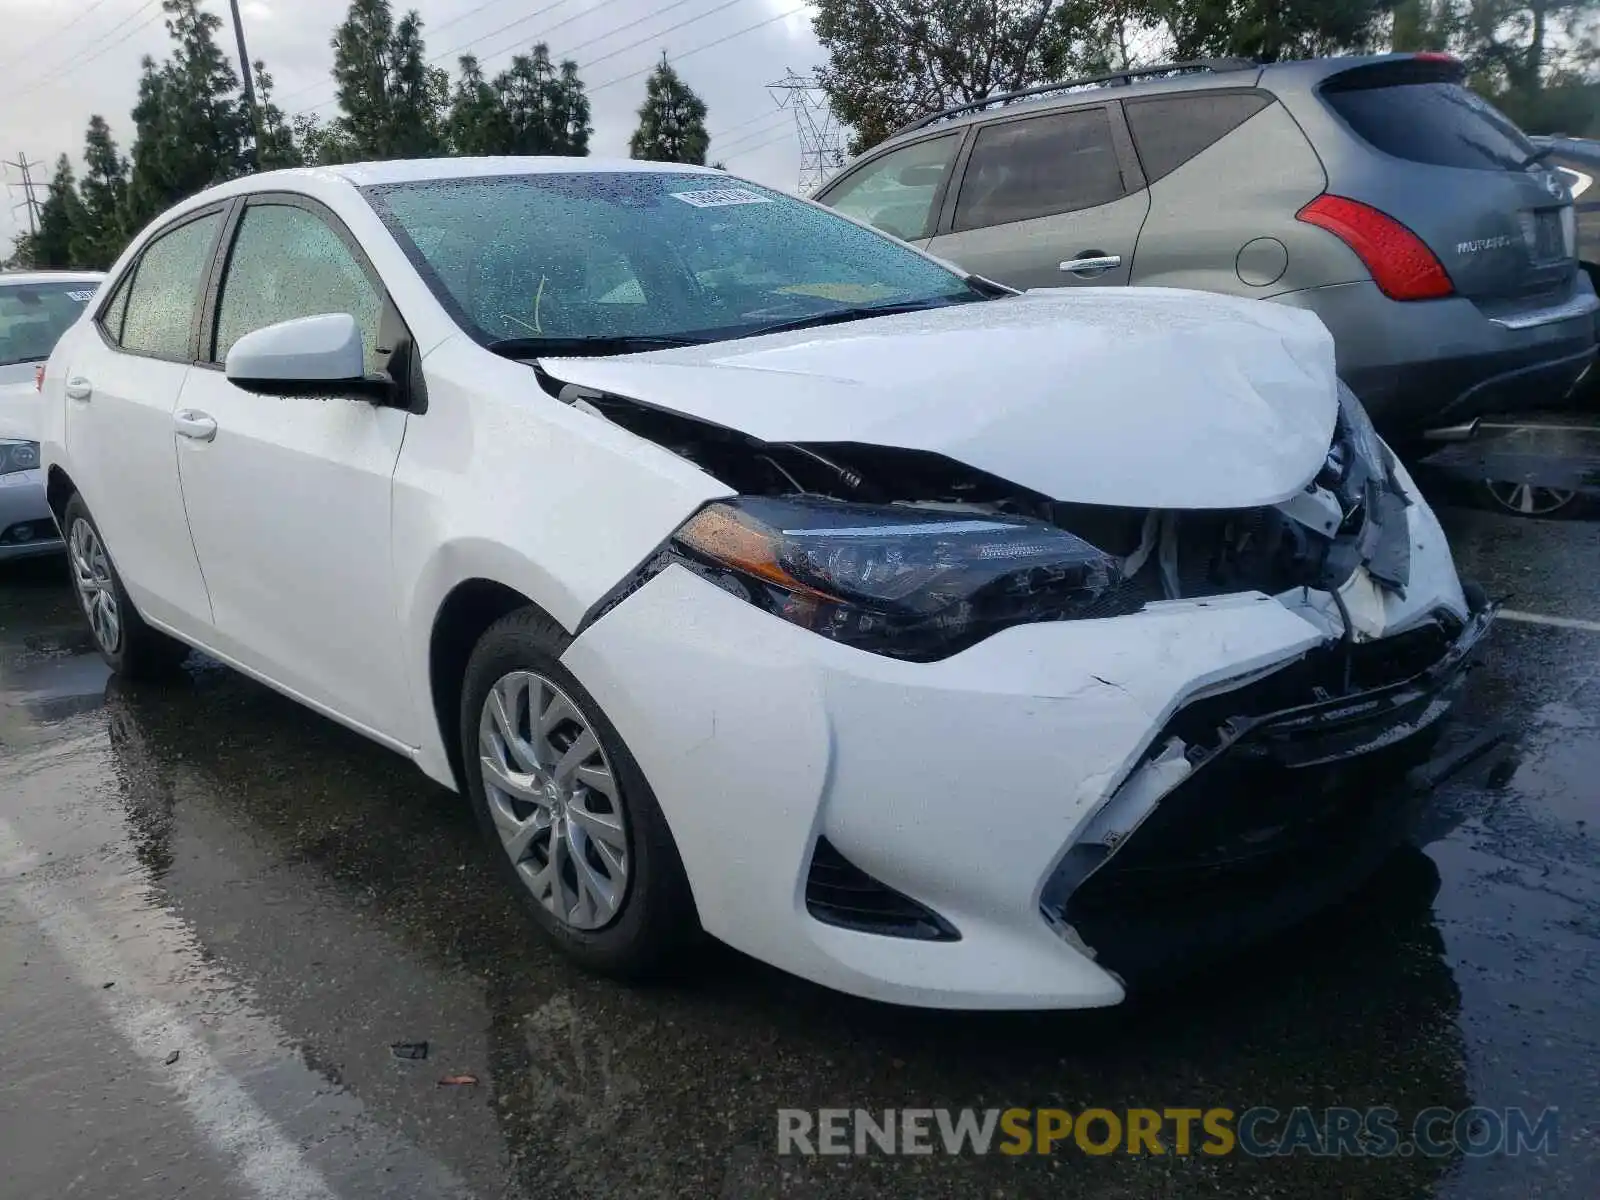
[0,494,1595,1200]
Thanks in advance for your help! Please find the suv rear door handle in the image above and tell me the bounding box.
[65,377,92,401]
[174,410,218,442]
[1060,253,1122,277]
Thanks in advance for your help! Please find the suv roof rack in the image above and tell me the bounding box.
[891,58,1258,138]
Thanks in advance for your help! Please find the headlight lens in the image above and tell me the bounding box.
[0,440,41,476]
[671,497,1133,660]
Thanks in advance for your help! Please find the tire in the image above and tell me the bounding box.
[459,606,699,977]
[62,494,190,679]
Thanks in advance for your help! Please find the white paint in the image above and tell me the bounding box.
[1499,608,1600,633]
[0,819,341,1200]
[545,287,1340,510]
[35,158,1476,1009]
[223,312,365,383]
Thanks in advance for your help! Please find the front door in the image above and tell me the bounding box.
[926,105,1150,289]
[61,211,225,635]
[814,131,966,249]
[174,197,415,743]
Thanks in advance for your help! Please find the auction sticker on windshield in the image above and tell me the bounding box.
[669,187,774,208]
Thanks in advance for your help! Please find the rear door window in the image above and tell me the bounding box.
[1323,79,1535,171]
[820,134,962,241]
[953,107,1125,232]
[1124,92,1273,183]
[120,212,224,360]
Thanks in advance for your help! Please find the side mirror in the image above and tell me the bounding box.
[224,313,393,402]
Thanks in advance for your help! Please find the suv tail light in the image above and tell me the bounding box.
[1297,194,1455,300]
[35,364,45,391]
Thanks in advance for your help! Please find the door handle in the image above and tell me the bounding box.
[65,377,93,401]
[1060,253,1122,277]
[174,409,218,442]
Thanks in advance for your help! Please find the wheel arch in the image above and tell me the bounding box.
[427,577,569,793]
[46,464,77,531]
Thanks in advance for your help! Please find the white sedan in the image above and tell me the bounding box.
[40,158,1493,1009]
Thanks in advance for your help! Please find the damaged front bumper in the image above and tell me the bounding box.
[564,467,1493,1009]
[1042,595,1502,988]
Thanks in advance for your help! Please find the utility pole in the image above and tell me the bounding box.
[3,152,45,236]
[226,0,260,168]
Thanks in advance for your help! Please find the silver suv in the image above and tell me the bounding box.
[812,53,1599,443]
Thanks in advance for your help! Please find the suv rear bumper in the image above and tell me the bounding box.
[1272,277,1599,441]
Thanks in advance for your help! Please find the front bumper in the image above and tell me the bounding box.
[563,477,1483,1009]
[1046,598,1498,987]
[0,468,62,562]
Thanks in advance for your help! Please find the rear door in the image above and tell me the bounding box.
[1315,58,1577,312]
[925,104,1149,289]
[61,210,224,636]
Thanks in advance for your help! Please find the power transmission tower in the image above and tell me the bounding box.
[3,153,45,236]
[767,70,847,192]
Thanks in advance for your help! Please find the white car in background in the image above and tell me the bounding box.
[39,159,1494,1009]
[0,270,102,560]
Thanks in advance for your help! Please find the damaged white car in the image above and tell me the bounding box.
[40,159,1497,1009]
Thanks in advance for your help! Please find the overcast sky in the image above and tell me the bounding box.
[0,0,829,249]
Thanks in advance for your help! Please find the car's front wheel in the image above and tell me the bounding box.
[62,494,189,678]
[459,607,699,976]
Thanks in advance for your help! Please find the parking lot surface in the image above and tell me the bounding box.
[1,498,1595,1200]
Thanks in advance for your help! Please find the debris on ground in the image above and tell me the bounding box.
[164,1050,180,1066]
[389,1041,429,1060]
[438,1074,478,1087]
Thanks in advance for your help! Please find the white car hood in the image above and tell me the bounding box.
[542,288,1340,509]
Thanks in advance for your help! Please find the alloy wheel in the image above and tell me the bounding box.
[478,670,630,930]
[69,518,121,654]
[1483,479,1579,516]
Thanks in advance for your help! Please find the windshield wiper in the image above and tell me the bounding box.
[1521,144,1556,168]
[740,296,987,339]
[485,334,709,359]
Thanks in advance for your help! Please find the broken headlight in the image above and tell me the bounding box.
[1323,383,1387,492]
[670,497,1133,660]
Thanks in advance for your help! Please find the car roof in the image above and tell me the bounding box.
[0,270,105,286]
[196,155,722,197]
[865,52,1444,150]
[149,156,731,231]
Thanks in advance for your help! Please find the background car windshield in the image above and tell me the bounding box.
[0,281,98,367]
[362,172,983,344]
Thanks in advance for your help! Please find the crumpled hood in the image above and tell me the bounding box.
[542,288,1340,509]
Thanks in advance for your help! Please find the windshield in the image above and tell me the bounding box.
[361,172,987,349]
[0,280,98,367]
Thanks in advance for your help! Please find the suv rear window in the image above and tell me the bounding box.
[1323,76,1535,171]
